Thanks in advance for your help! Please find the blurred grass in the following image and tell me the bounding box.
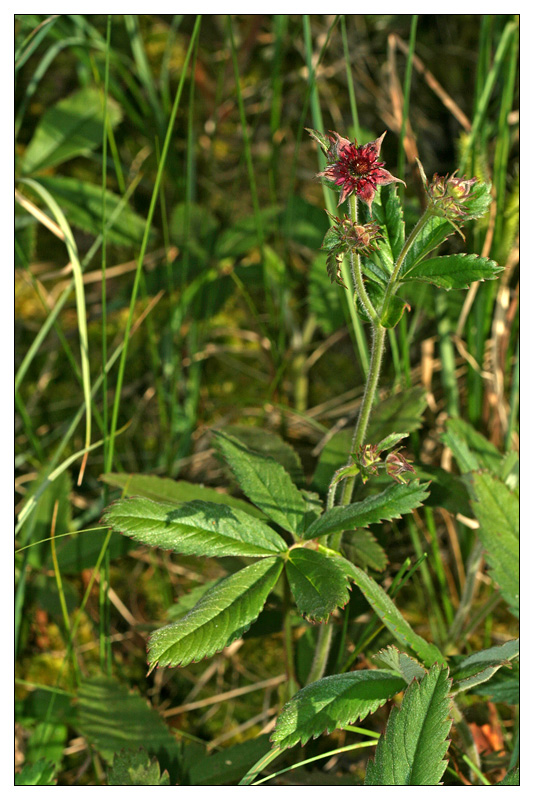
[15,14,518,785]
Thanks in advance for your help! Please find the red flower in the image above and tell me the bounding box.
[308,129,404,209]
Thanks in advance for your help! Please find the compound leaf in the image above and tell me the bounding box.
[365,665,452,785]
[148,558,283,668]
[102,496,287,558]
[272,670,405,750]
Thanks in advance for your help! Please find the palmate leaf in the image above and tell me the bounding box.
[349,565,446,668]
[271,670,406,749]
[102,496,287,558]
[213,430,307,536]
[303,481,430,540]
[364,665,452,785]
[101,472,267,519]
[148,557,284,668]
[451,638,519,695]
[401,253,502,290]
[285,548,354,622]
[467,471,519,617]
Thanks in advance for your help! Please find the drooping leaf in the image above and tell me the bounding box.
[76,677,181,781]
[364,665,452,785]
[21,87,122,174]
[401,253,502,290]
[467,471,519,617]
[451,638,519,695]
[102,496,287,558]
[213,430,308,536]
[38,176,147,246]
[148,557,284,669]
[343,528,388,572]
[349,565,446,668]
[100,472,267,519]
[108,749,170,786]
[166,579,222,622]
[285,548,354,622]
[303,481,430,540]
[271,670,406,749]
[372,646,427,684]
[15,760,56,786]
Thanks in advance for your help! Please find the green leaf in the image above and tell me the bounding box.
[148,557,284,668]
[15,760,56,786]
[441,418,504,475]
[76,677,181,780]
[308,252,345,335]
[20,87,122,174]
[101,472,267,519]
[349,565,446,668]
[222,425,305,487]
[362,184,405,272]
[482,660,519,704]
[108,749,170,786]
[285,548,354,622]
[372,646,427,684]
[343,528,388,572]
[188,736,271,786]
[451,638,519,695]
[401,216,455,276]
[102,496,287,558]
[213,430,308,536]
[272,670,406,749]
[496,767,519,786]
[402,253,503,290]
[303,481,430,540]
[365,665,452,785]
[467,472,518,616]
[380,294,410,328]
[37,176,147,246]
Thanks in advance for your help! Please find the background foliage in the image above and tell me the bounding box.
[15,14,518,785]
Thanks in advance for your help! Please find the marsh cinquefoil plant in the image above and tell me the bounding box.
[102,129,518,786]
